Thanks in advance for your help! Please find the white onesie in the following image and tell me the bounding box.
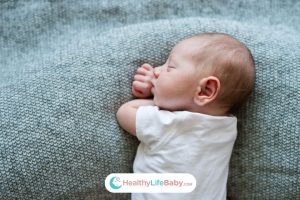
[132,106,237,200]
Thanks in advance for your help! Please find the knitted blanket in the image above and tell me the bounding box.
[1,1,299,199]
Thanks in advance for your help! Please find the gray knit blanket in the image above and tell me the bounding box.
[1,1,299,199]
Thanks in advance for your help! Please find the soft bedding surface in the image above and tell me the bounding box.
[0,1,299,199]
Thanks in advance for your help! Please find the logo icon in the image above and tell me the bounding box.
[109,176,122,190]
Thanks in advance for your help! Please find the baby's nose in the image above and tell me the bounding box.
[154,67,161,78]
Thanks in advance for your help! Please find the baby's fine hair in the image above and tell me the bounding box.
[191,32,255,112]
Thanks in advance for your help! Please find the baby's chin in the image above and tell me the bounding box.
[153,97,167,110]
[153,97,180,111]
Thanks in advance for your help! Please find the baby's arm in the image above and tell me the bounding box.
[116,99,154,136]
[117,63,155,135]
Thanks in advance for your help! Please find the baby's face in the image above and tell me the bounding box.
[151,38,202,111]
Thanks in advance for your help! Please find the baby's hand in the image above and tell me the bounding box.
[132,63,155,98]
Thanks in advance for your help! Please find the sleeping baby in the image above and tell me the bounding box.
[117,32,255,200]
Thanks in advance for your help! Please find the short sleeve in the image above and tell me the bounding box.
[136,106,178,148]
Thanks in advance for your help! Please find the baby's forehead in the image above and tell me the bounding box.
[170,38,204,55]
[168,37,210,61]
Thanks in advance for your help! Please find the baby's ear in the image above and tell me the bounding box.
[193,76,220,106]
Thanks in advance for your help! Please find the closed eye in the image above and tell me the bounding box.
[167,66,175,72]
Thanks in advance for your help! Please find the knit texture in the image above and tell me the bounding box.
[0,1,299,199]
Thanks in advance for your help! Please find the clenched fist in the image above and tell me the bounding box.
[132,63,155,98]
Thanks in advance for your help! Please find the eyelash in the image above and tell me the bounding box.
[167,66,175,71]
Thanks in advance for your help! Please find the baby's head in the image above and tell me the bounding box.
[151,32,255,115]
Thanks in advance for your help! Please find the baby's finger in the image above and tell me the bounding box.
[136,67,149,75]
[136,64,154,76]
[134,74,152,83]
[132,80,152,91]
[134,74,145,82]
[132,87,145,98]
[141,63,154,71]
[132,83,151,98]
